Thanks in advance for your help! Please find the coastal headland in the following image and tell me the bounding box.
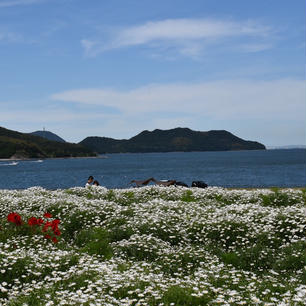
[1,126,265,158]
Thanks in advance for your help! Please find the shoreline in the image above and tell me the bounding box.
[0,186,304,191]
[2,147,306,162]
[1,148,305,162]
[0,155,108,162]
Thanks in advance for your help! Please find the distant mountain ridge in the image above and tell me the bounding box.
[30,130,66,143]
[79,127,266,153]
[267,145,306,150]
[0,126,95,159]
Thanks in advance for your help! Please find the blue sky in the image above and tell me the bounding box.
[0,0,305,146]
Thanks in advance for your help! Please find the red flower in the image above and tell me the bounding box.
[52,219,60,226]
[28,217,38,226]
[7,212,22,226]
[53,229,61,236]
[8,212,61,244]
[51,219,60,231]
[42,221,52,232]
[37,218,44,225]
[7,212,16,222]
[43,212,52,218]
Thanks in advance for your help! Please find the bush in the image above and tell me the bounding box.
[75,228,113,258]
[61,210,98,241]
[161,286,210,306]
[260,190,302,207]
[181,190,196,202]
[205,220,250,250]
[273,241,306,275]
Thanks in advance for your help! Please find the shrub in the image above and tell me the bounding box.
[219,244,275,272]
[161,286,210,306]
[205,220,250,250]
[75,228,113,258]
[181,190,196,202]
[273,241,306,275]
[61,210,97,241]
[260,190,302,207]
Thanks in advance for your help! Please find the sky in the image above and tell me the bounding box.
[0,0,305,146]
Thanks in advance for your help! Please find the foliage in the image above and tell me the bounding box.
[0,126,95,158]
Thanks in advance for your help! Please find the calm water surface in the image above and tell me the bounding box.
[0,149,305,189]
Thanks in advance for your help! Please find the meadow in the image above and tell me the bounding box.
[0,186,305,306]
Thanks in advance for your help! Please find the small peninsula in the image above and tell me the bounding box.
[79,127,266,153]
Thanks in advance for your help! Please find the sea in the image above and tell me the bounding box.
[0,149,305,190]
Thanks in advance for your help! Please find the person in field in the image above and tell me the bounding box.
[93,180,100,186]
[85,175,94,187]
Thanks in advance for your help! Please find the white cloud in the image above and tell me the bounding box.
[82,18,274,57]
[0,30,23,43]
[51,79,305,121]
[115,19,270,45]
[0,108,118,142]
[3,79,305,144]
[236,43,273,53]
[0,109,110,123]
[0,0,46,7]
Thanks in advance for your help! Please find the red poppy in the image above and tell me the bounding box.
[7,212,17,222]
[52,219,60,226]
[51,220,60,231]
[8,212,61,244]
[42,221,52,232]
[7,212,22,226]
[28,217,38,226]
[53,229,61,236]
[43,212,52,218]
[37,218,44,225]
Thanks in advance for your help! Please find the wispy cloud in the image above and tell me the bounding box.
[237,43,273,53]
[0,30,23,42]
[81,18,274,58]
[0,0,46,8]
[3,78,305,143]
[51,79,305,120]
[47,78,306,142]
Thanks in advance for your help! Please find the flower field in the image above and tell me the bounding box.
[0,186,305,306]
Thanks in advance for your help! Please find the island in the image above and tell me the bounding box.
[79,127,266,153]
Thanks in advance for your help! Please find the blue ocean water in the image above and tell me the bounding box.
[0,149,305,190]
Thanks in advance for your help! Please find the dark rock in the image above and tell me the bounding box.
[191,181,208,188]
[175,181,189,187]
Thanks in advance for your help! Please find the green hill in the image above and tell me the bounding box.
[30,130,66,143]
[0,126,96,159]
[80,127,266,153]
